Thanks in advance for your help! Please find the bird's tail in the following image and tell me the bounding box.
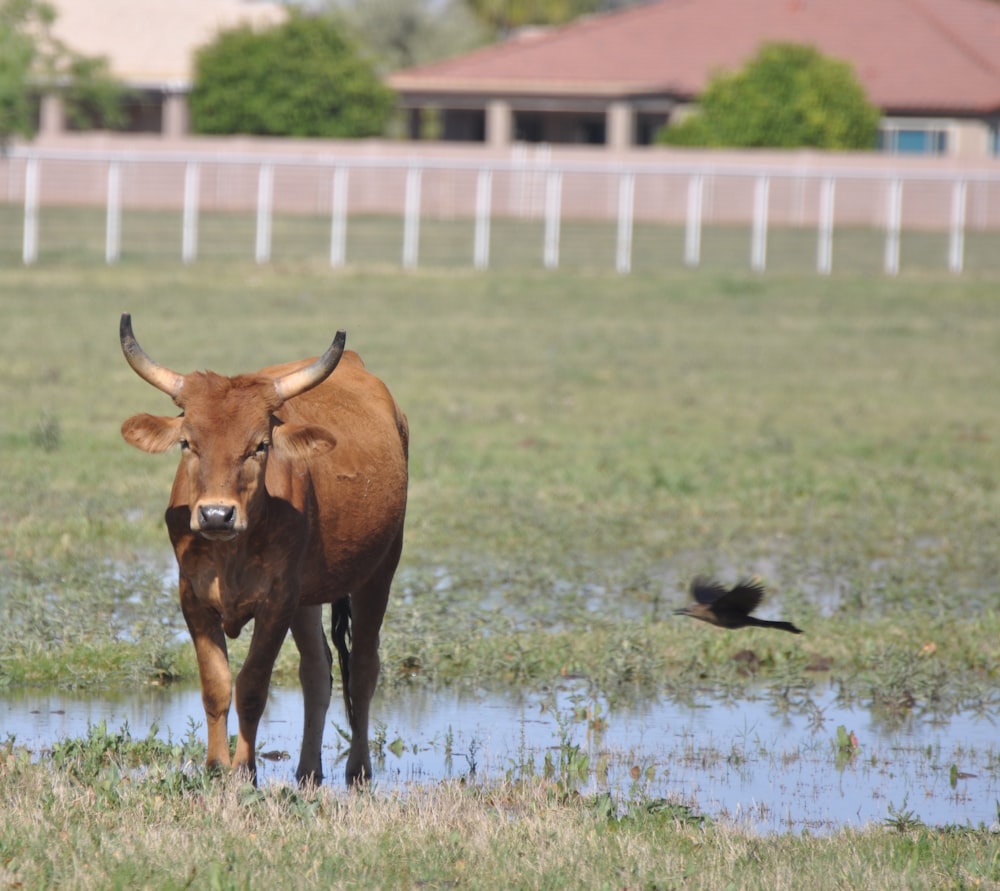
[754,618,803,634]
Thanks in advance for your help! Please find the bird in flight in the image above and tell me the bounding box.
[674,577,803,634]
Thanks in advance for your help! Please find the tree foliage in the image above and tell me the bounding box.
[189,12,394,138]
[0,0,124,144]
[462,0,658,36]
[464,0,605,34]
[331,0,490,71]
[658,43,880,150]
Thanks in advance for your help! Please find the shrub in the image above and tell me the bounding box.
[189,11,394,138]
[658,42,880,150]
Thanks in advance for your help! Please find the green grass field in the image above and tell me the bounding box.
[2,204,1000,275]
[2,262,999,690]
[2,260,1000,886]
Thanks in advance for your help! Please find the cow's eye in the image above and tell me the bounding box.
[249,441,269,459]
[179,439,190,451]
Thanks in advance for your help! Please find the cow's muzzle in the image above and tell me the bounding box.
[195,503,240,539]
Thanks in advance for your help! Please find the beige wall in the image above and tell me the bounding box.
[951,120,993,159]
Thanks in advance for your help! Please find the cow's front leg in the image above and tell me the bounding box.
[232,608,291,783]
[180,577,232,772]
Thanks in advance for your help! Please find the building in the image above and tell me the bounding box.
[41,0,287,138]
[388,0,1000,157]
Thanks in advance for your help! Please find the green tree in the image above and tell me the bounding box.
[331,0,490,71]
[464,0,604,34]
[189,12,394,138]
[0,0,124,145]
[658,42,880,150]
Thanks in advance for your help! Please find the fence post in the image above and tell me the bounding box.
[255,163,273,264]
[684,174,703,267]
[22,157,39,265]
[474,168,492,270]
[816,176,836,275]
[751,175,769,272]
[883,178,902,276]
[948,179,967,274]
[182,162,200,264]
[616,171,635,274]
[329,166,348,268]
[403,167,423,269]
[402,166,422,269]
[105,161,121,264]
[543,170,562,269]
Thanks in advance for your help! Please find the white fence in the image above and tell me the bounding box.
[3,145,1000,274]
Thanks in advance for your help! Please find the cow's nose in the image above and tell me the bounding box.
[198,504,236,531]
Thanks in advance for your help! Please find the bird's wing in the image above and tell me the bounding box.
[723,578,767,613]
[690,576,731,605]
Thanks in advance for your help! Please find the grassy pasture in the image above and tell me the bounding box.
[3,204,1000,276]
[2,262,1000,693]
[1,261,1000,886]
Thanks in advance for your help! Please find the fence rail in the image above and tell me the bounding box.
[3,146,1000,275]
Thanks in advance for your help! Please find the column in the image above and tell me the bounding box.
[606,101,635,150]
[486,99,512,148]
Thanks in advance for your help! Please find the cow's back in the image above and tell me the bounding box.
[264,350,408,601]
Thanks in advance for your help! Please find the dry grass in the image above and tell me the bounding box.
[2,750,998,890]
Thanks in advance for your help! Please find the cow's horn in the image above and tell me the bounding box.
[273,330,347,402]
[119,313,185,401]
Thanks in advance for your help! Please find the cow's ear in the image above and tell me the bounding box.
[273,424,337,460]
[121,414,183,453]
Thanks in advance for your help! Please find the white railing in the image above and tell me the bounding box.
[3,146,999,274]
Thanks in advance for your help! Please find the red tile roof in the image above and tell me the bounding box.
[389,0,1000,114]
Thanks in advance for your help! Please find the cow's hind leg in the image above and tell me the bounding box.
[289,604,332,785]
[335,532,402,787]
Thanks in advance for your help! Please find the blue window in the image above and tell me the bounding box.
[880,126,948,155]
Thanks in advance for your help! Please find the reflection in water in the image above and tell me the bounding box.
[3,683,997,834]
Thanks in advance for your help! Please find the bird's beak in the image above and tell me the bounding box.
[673,607,689,616]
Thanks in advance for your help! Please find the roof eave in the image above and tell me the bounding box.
[388,75,690,101]
[387,79,1000,119]
[881,102,1000,118]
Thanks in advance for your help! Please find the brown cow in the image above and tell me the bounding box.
[119,314,408,786]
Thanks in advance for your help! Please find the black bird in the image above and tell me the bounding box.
[674,577,803,634]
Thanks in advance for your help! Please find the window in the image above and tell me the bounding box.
[514,113,545,143]
[879,122,949,156]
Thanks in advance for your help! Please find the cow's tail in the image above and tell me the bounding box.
[331,597,355,727]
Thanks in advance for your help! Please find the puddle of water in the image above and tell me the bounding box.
[3,684,997,834]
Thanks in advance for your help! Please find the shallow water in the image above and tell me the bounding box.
[4,681,998,834]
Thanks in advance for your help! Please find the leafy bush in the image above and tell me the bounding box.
[189,11,394,138]
[0,0,125,142]
[658,42,879,149]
